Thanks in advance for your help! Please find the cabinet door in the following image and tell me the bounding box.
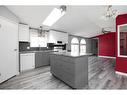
[35,52,43,68]
[35,52,50,68]
[42,52,50,65]
[19,24,29,42]
[20,53,35,72]
[0,17,18,83]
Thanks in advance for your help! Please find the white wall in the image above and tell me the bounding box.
[48,30,68,44]
[0,6,19,22]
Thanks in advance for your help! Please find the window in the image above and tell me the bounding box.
[71,38,79,53]
[80,39,86,53]
[30,29,48,47]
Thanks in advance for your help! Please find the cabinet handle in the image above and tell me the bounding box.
[14,49,18,51]
[0,73,1,76]
[22,54,28,56]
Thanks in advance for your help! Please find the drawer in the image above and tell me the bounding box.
[20,53,35,56]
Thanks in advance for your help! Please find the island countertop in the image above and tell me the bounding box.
[51,51,93,58]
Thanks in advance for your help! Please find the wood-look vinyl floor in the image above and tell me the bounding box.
[0,56,127,89]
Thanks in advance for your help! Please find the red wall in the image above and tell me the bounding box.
[116,14,127,73]
[97,32,116,57]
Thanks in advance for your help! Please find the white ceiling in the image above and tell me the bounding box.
[6,5,127,37]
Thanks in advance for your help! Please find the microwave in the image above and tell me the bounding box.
[57,41,62,44]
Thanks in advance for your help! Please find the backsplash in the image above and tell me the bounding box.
[19,42,30,52]
[19,41,52,52]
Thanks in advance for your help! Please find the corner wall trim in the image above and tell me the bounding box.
[116,71,127,77]
[98,56,116,59]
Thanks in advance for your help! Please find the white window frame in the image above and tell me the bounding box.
[30,29,48,47]
[80,39,86,53]
[118,24,127,58]
[71,37,79,52]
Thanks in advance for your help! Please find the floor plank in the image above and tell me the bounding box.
[0,56,127,89]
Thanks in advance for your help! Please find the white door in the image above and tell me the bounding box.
[0,17,18,83]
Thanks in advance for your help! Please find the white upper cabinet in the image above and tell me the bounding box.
[48,30,68,44]
[19,24,30,42]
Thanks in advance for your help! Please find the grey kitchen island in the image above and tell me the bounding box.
[50,52,92,89]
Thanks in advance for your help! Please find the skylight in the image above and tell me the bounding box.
[42,8,66,26]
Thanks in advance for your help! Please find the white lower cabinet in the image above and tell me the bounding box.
[20,53,35,72]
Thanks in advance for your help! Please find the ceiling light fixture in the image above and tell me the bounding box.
[42,5,66,26]
[102,5,117,20]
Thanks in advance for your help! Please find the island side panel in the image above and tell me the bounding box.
[50,54,75,83]
[75,56,88,88]
[50,54,88,89]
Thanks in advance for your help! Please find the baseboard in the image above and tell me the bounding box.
[98,56,116,59]
[116,71,127,77]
